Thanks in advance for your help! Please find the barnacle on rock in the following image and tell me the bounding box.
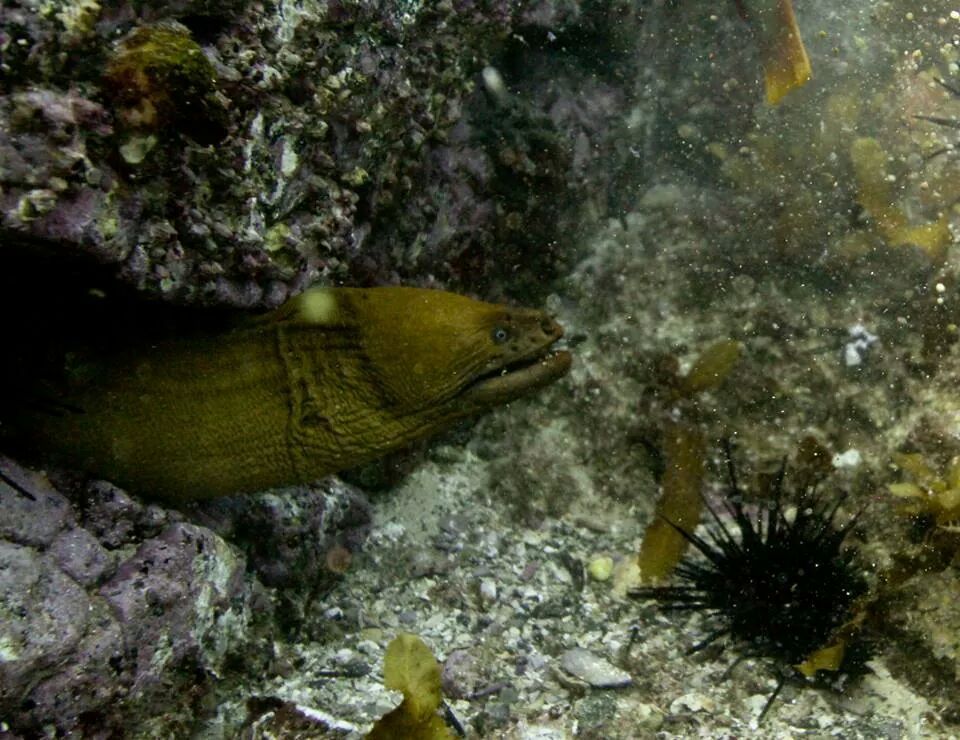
[54,0,101,42]
[103,23,226,147]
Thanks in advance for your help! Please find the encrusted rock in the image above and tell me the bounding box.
[195,478,372,589]
[50,527,116,586]
[0,458,73,547]
[0,0,608,306]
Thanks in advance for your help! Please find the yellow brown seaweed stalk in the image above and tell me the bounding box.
[637,421,707,582]
[367,633,453,740]
[637,341,742,582]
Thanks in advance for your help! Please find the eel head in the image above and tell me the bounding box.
[291,287,571,420]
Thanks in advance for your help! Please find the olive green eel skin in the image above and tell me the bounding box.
[19,287,570,502]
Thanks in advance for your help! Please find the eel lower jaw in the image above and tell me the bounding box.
[458,349,572,410]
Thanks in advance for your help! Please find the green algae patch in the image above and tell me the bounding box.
[889,452,960,531]
[263,223,292,253]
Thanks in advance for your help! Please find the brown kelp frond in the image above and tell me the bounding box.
[367,633,456,740]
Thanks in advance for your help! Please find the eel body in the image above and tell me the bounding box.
[17,287,570,502]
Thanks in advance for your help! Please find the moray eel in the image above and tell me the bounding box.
[17,287,570,502]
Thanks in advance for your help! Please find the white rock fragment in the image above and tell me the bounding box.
[280,136,299,177]
[294,705,359,733]
[745,693,771,716]
[355,640,380,655]
[516,724,566,740]
[669,692,715,713]
[843,323,878,367]
[832,448,862,469]
[481,66,509,104]
[611,555,641,597]
[559,648,632,689]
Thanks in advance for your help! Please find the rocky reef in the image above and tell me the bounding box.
[5,0,960,736]
[1,0,640,731]
[0,457,371,734]
[1,0,636,306]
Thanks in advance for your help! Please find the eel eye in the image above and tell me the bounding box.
[491,326,510,344]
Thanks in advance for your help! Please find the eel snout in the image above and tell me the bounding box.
[461,314,571,409]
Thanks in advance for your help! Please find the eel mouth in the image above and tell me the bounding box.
[459,346,572,409]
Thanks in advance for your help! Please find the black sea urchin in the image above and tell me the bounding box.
[631,443,870,720]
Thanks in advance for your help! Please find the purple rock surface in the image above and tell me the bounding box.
[0,454,373,734]
[195,478,372,589]
[0,457,255,734]
[1,0,632,306]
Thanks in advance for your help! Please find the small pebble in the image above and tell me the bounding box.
[633,702,664,730]
[559,648,632,689]
[519,561,540,581]
[587,555,614,582]
[479,578,498,607]
[527,653,548,673]
[409,549,451,578]
[441,650,479,699]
